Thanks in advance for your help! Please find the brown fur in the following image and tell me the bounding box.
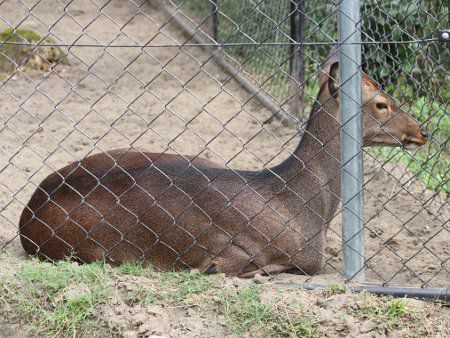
[19,60,427,277]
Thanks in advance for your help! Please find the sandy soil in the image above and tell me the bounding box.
[0,0,448,289]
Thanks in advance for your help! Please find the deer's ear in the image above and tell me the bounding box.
[328,61,339,98]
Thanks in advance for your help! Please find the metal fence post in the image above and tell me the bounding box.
[211,0,218,42]
[338,0,365,282]
[289,0,305,117]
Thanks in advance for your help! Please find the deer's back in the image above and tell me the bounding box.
[19,149,316,275]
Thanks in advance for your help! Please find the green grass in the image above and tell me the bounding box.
[323,284,347,297]
[1,257,446,337]
[0,28,41,42]
[0,28,42,72]
[0,27,67,72]
[1,258,318,337]
[214,284,318,337]
[114,260,155,277]
[115,261,220,305]
[350,294,412,331]
[115,262,318,336]
[0,259,109,337]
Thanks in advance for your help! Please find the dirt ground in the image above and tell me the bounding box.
[0,0,448,290]
[0,256,448,337]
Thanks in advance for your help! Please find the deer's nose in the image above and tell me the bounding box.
[420,130,428,139]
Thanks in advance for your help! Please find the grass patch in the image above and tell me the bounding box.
[114,260,156,277]
[114,262,317,336]
[322,283,347,297]
[0,258,109,337]
[0,257,446,337]
[115,262,220,305]
[350,293,412,331]
[215,283,318,337]
[0,28,67,72]
[0,28,41,42]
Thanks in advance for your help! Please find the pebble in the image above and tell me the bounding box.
[253,273,265,284]
[232,277,240,288]
[315,298,326,307]
[359,320,376,333]
[132,312,148,326]
[189,268,200,275]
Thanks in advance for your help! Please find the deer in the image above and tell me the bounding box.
[19,51,427,277]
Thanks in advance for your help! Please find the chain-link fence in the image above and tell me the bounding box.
[0,0,448,291]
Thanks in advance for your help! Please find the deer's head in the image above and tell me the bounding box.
[327,61,427,150]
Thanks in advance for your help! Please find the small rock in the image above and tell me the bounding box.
[421,226,431,235]
[111,299,121,306]
[334,323,347,332]
[138,322,153,335]
[369,228,383,238]
[132,312,148,326]
[107,317,127,331]
[360,320,376,333]
[122,331,137,338]
[147,305,163,316]
[104,264,113,273]
[186,308,197,317]
[406,298,427,309]
[125,283,135,291]
[386,238,398,248]
[315,298,326,307]
[253,274,265,284]
[326,247,340,256]
[62,283,91,302]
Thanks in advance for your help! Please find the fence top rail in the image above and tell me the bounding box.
[0,38,441,48]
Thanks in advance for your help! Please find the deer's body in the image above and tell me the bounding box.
[19,58,427,277]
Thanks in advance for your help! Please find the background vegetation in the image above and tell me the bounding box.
[173,0,449,194]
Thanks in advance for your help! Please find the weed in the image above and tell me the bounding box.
[323,284,347,297]
[386,298,408,317]
[351,294,411,331]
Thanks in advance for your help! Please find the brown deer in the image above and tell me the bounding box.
[19,56,427,277]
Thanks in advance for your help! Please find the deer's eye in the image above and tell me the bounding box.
[376,102,388,110]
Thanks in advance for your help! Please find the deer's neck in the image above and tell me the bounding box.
[273,95,342,198]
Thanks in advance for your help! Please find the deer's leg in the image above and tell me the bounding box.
[237,264,289,278]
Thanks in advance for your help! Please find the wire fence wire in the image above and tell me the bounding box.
[0,0,448,288]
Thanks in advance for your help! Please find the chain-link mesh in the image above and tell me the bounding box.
[0,0,448,288]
